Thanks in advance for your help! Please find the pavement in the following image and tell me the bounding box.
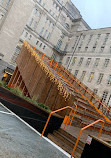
[0,102,71,158]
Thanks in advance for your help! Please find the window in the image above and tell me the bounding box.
[77,35,85,49]
[56,40,62,49]
[74,70,79,77]
[107,75,111,86]
[72,57,77,66]
[37,11,41,17]
[39,43,42,48]
[6,0,10,6]
[29,18,33,26]
[36,40,39,45]
[59,56,63,64]
[103,33,110,45]
[64,44,68,51]
[34,9,37,15]
[93,58,100,67]
[24,32,28,38]
[65,57,70,65]
[88,72,94,82]
[93,89,98,94]
[86,35,93,46]
[92,42,97,51]
[64,23,69,29]
[40,27,44,35]
[43,45,46,50]
[78,57,83,66]
[103,59,110,67]
[97,73,104,84]
[86,58,91,66]
[100,46,104,52]
[92,47,96,51]
[101,91,108,102]
[28,35,32,40]
[52,53,56,60]
[78,47,81,51]
[72,36,79,50]
[43,30,47,38]
[97,34,101,40]
[42,3,45,7]
[33,21,38,29]
[47,32,51,40]
[80,71,86,81]
[0,0,4,4]
[85,47,88,51]
[38,0,41,3]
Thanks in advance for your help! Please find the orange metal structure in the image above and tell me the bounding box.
[32,45,110,123]
[41,105,77,137]
[56,71,111,123]
[71,119,105,158]
[57,67,111,115]
[49,59,53,67]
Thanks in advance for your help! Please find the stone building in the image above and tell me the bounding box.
[0,0,34,79]
[10,0,90,66]
[62,27,111,104]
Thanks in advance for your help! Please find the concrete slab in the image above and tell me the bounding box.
[0,102,71,158]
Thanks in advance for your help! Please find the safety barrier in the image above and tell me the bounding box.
[33,46,111,123]
[57,71,111,123]
[41,105,77,137]
[71,119,105,158]
[57,67,111,116]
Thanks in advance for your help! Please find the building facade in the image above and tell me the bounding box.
[62,27,111,104]
[10,0,90,65]
[0,0,34,80]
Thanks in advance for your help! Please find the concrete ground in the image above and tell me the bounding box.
[0,102,71,158]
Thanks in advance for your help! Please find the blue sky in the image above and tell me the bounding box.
[72,0,111,29]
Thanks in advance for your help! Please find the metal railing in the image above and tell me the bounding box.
[41,105,77,137]
[71,119,105,158]
[33,46,111,122]
[57,67,111,116]
[57,71,111,123]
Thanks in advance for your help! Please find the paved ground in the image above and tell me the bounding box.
[0,102,70,158]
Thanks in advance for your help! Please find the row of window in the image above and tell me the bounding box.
[39,27,51,40]
[33,8,41,17]
[36,40,46,50]
[29,18,38,30]
[36,0,45,7]
[74,70,111,86]
[78,45,111,53]
[23,31,46,50]
[57,0,64,5]
[0,0,10,7]
[93,89,109,104]
[74,33,111,52]
[70,57,110,68]
[53,1,60,11]
[24,32,32,40]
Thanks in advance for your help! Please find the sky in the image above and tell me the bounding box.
[72,0,111,29]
